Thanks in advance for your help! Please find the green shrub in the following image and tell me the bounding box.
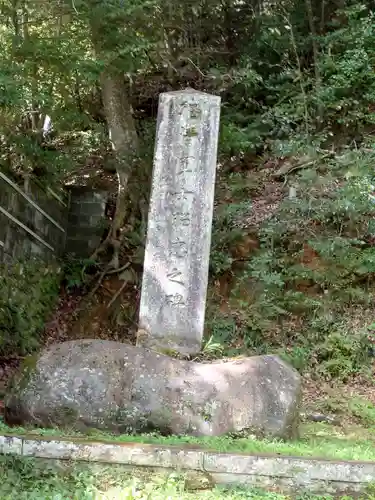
[0,259,61,356]
[348,397,375,426]
[312,331,371,381]
[62,255,98,291]
[278,346,312,373]
[210,200,250,276]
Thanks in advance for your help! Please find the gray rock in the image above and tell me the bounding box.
[5,340,301,439]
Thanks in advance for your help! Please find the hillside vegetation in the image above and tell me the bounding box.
[0,0,375,389]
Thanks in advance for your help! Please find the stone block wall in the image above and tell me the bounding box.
[65,187,110,258]
[0,171,68,263]
[0,170,112,263]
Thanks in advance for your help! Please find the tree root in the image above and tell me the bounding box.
[107,279,128,309]
[106,262,131,276]
[87,261,131,305]
[300,412,340,425]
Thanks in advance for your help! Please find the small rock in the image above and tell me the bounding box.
[184,471,214,490]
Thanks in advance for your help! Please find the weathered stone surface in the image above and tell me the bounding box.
[203,453,375,483]
[22,438,138,465]
[206,473,371,496]
[21,437,204,469]
[129,445,203,469]
[138,90,221,355]
[5,340,301,439]
[0,435,23,455]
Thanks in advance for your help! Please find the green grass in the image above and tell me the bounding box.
[1,419,375,462]
[0,455,372,499]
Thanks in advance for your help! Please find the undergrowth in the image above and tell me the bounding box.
[206,146,375,381]
[202,4,375,380]
[0,259,61,356]
[2,455,370,499]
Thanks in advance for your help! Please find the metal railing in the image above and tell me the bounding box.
[0,170,67,257]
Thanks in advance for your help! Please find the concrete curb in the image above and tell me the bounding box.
[1,434,375,495]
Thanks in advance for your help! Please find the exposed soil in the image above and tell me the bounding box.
[303,376,375,415]
[43,279,139,345]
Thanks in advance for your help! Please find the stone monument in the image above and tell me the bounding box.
[137,89,221,355]
[5,91,302,439]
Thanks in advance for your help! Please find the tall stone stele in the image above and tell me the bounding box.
[137,89,221,355]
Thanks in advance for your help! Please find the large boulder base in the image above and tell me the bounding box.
[5,340,301,439]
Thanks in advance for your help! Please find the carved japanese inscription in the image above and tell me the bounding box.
[138,89,221,355]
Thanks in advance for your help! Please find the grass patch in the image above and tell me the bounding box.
[1,419,375,462]
[0,455,372,499]
[349,397,375,427]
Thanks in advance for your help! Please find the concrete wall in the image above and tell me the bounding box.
[2,435,375,496]
[0,171,68,263]
[0,170,113,263]
[65,187,110,258]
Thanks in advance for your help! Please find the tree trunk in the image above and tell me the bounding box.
[93,70,139,267]
[305,0,323,125]
[88,7,140,267]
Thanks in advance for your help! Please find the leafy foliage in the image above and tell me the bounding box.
[0,260,61,356]
[206,146,375,379]
[62,255,98,291]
